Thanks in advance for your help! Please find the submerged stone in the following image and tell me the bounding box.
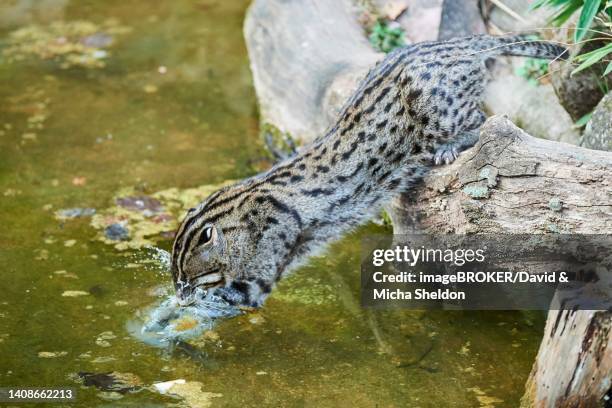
[104,223,129,241]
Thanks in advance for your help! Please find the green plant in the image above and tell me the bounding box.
[532,0,611,41]
[516,58,551,85]
[368,20,405,53]
[574,110,593,127]
[572,41,612,74]
[531,0,612,76]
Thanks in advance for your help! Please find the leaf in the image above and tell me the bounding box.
[575,111,593,127]
[530,0,569,10]
[604,61,612,76]
[529,0,549,10]
[571,43,612,75]
[574,0,602,42]
[550,1,582,26]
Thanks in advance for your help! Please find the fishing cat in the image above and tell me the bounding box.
[170,34,567,307]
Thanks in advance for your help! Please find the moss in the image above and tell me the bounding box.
[368,20,405,53]
[462,184,490,199]
[478,166,499,188]
[548,197,563,212]
[379,209,393,226]
[515,58,550,86]
[261,122,298,160]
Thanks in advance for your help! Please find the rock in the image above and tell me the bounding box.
[438,0,486,40]
[244,0,381,143]
[484,63,580,145]
[582,91,612,151]
[485,0,549,33]
[372,0,409,20]
[550,40,612,121]
[551,60,611,122]
[393,0,442,43]
[104,223,129,241]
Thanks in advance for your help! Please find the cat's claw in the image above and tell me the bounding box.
[434,144,459,165]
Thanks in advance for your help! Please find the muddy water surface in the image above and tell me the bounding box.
[0,1,545,406]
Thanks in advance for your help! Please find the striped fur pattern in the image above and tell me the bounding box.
[171,35,567,307]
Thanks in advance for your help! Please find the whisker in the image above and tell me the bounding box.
[189,267,221,281]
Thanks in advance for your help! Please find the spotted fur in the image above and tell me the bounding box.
[170,34,567,307]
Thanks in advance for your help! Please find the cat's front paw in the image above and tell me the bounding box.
[433,143,459,165]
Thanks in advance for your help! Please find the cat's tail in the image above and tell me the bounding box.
[469,34,569,60]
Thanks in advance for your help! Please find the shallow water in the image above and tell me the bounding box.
[0,1,546,406]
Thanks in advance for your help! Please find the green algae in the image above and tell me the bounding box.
[87,182,234,250]
[274,275,338,306]
[3,19,131,69]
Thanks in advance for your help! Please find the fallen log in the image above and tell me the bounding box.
[244,0,612,406]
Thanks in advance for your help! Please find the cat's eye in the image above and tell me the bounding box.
[199,226,214,245]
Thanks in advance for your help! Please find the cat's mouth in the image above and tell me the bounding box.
[175,285,205,307]
[175,267,225,305]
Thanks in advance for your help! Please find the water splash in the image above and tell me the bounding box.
[144,246,172,273]
[117,246,172,275]
[128,287,240,347]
